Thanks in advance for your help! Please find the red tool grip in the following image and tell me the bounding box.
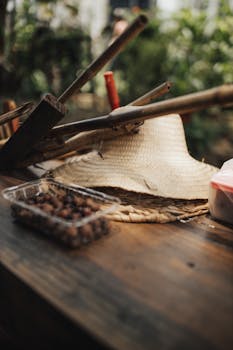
[104,71,120,110]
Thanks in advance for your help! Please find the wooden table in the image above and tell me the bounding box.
[0,173,232,350]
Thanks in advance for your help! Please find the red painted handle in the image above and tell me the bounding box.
[104,71,120,110]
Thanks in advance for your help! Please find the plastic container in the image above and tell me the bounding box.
[209,160,233,225]
[2,178,120,248]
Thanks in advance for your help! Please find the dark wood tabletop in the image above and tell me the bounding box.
[0,173,232,350]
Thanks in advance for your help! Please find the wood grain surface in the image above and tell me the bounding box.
[0,173,232,350]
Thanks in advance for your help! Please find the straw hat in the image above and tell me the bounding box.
[52,114,218,222]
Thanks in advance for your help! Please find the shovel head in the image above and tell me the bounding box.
[0,94,66,170]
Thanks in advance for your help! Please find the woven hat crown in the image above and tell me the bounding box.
[53,114,217,200]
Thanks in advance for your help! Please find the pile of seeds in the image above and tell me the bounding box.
[11,191,109,248]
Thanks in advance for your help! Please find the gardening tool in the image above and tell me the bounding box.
[47,84,233,139]
[12,84,233,168]
[0,14,148,170]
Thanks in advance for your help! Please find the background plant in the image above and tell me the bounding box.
[0,0,232,166]
[113,3,233,166]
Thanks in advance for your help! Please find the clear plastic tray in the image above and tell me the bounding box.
[2,178,120,248]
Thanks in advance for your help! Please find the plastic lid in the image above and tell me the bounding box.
[221,158,233,170]
[211,169,233,193]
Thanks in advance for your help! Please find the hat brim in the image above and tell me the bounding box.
[52,114,218,200]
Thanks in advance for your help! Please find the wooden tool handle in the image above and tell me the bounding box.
[0,102,34,126]
[50,84,233,138]
[58,15,148,104]
[16,84,233,167]
[129,81,172,106]
[108,84,233,125]
[3,100,18,133]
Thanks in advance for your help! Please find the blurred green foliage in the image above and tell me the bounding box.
[113,3,233,165]
[1,0,233,165]
[114,3,233,99]
[4,0,91,99]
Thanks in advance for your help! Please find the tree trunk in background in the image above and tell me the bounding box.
[7,0,16,59]
[0,0,8,62]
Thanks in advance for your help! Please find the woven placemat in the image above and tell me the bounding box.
[97,187,208,223]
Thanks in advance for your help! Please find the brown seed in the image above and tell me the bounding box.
[72,212,81,220]
[82,207,92,217]
[65,226,77,237]
[43,193,51,201]
[50,196,62,208]
[92,219,104,238]
[86,198,100,211]
[80,224,94,241]
[57,194,64,201]
[57,208,71,218]
[73,196,85,207]
[41,203,54,213]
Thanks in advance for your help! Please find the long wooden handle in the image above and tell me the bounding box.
[50,84,233,138]
[3,100,19,134]
[15,84,233,168]
[108,84,233,125]
[32,82,172,154]
[58,15,148,104]
[0,102,33,126]
[129,81,172,106]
